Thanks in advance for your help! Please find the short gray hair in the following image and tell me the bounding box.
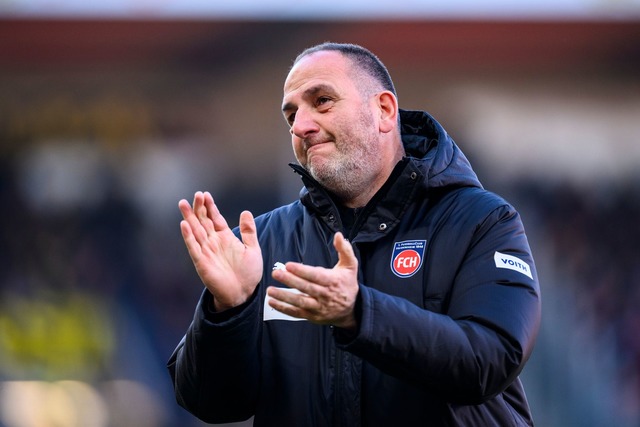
[293,42,397,97]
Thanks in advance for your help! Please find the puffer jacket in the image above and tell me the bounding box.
[168,110,542,426]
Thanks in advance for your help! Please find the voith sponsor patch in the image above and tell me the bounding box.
[391,240,426,278]
[494,251,533,279]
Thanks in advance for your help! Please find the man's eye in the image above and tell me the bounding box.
[317,97,331,106]
[287,113,296,125]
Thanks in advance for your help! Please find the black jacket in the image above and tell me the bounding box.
[168,110,541,426]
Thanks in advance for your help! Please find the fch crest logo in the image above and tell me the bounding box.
[391,240,426,278]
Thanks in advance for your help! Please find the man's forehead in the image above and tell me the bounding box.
[284,51,351,89]
[284,51,356,98]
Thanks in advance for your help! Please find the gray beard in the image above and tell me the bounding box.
[306,147,372,203]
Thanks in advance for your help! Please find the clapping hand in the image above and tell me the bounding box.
[179,191,263,311]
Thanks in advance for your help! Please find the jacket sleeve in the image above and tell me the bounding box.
[167,288,262,423]
[336,203,541,405]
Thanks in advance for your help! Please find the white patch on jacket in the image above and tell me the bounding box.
[494,251,533,279]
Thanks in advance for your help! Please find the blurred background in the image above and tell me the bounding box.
[0,1,639,426]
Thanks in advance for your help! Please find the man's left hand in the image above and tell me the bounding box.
[269,232,359,331]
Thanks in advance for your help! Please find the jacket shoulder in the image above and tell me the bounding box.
[253,200,306,230]
[433,186,517,232]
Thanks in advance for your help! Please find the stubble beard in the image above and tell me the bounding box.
[304,111,380,203]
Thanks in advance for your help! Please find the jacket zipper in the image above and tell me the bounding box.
[333,346,344,426]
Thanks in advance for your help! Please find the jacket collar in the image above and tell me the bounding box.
[290,160,421,242]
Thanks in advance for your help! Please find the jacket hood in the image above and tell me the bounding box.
[289,109,482,238]
[400,109,482,191]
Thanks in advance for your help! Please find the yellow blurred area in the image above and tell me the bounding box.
[0,93,154,154]
[0,293,114,380]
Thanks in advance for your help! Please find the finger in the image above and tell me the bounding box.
[267,286,316,311]
[180,220,202,261]
[193,191,208,221]
[204,192,230,231]
[238,210,259,248]
[181,193,212,245]
[267,297,307,320]
[272,266,324,298]
[178,198,194,220]
[334,232,358,269]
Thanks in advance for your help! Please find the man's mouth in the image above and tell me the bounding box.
[305,137,333,151]
[306,141,332,157]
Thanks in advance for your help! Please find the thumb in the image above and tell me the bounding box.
[334,232,358,270]
[238,210,259,248]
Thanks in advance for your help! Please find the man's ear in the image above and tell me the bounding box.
[377,91,399,134]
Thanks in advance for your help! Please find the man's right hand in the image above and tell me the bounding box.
[178,191,263,311]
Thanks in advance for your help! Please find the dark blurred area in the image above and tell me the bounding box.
[0,13,639,427]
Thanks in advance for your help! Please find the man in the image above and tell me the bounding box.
[168,42,541,426]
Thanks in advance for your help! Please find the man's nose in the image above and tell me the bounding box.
[290,109,319,139]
